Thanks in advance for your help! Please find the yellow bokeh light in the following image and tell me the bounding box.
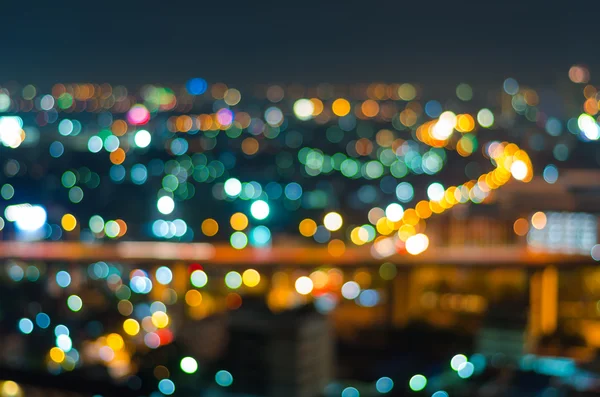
[201,218,219,236]
[376,217,393,235]
[398,83,416,100]
[531,212,547,230]
[323,212,343,231]
[230,212,249,231]
[185,290,203,307]
[309,270,328,289]
[151,311,169,328]
[242,269,261,287]
[0,381,21,397]
[61,213,77,231]
[123,319,140,336]
[398,224,416,241]
[107,333,124,351]
[332,98,351,117]
[299,218,317,237]
[456,114,475,133]
[350,227,365,245]
[310,98,324,116]
[50,347,65,363]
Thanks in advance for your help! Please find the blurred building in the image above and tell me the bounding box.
[225,299,333,397]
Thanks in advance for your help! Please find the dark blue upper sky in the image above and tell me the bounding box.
[0,0,596,86]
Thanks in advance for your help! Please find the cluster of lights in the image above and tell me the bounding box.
[3,70,594,256]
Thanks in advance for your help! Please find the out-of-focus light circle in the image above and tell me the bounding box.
[358,289,380,307]
[225,271,242,289]
[396,182,414,203]
[230,231,248,249]
[180,357,198,374]
[215,370,233,387]
[134,130,151,148]
[36,312,50,328]
[409,375,427,391]
[375,377,394,393]
[293,99,315,120]
[578,113,600,140]
[50,347,65,363]
[405,234,429,255]
[477,108,494,128]
[191,270,208,288]
[56,271,71,288]
[88,136,103,153]
[385,203,404,222]
[104,220,120,238]
[123,319,140,336]
[242,269,261,287]
[0,116,24,148]
[451,354,468,371]
[341,281,361,300]
[230,213,248,231]
[158,379,175,395]
[89,215,105,234]
[1,184,14,200]
[156,267,173,285]
[432,392,449,397]
[543,165,559,184]
[151,311,169,328]
[18,318,34,334]
[250,200,269,220]
[14,205,47,231]
[250,225,271,247]
[323,212,343,231]
[186,78,208,95]
[127,104,150,125]
[157,196,175,215]
[427,183,445,201]
[56,334,72,352]
[224,178,242,197]
[503,78,519,95]
[49,141,64,158]
[591,245,600,261]
[531,211,547,230]
[513,218,529,236]
[201,218,219,236]
[458,362,475,378]
[341,387,359,397]
[332,98,351,117]
[299,219,318,237]
[510,160,528,181]
[61,214,77,231]
[295,276,314,295]
[67,295,83,312]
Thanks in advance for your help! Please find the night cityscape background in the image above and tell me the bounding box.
[0,1,599,396]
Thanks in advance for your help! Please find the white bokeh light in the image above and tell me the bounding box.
[250,200,270,220]
[295,276,314,295]
[157,196,175,215]
[293,99,315,120]
[510,160,528,181]
[385,203,404,222]
[427,183,445,201]
[134,129,152,148]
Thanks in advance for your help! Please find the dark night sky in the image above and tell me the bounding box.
[0,1,597,87]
